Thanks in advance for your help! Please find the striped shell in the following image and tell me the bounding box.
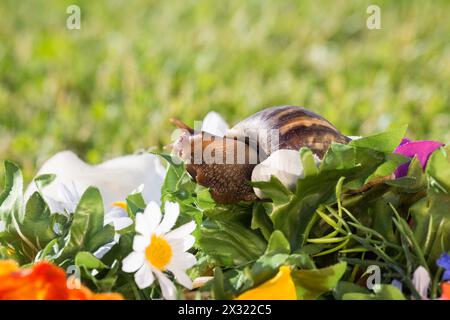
[226,105,350,159]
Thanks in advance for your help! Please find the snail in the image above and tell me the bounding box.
[171,105,350,204]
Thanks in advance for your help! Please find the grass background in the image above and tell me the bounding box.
[0,0,449,182]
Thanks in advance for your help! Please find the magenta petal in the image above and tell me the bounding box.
[398,138,412,147]
[394,140,443,178]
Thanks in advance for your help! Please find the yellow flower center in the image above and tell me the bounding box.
[145,234,172,270]
[112,201,128,210]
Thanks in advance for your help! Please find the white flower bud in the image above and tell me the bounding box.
[251,149,321,199]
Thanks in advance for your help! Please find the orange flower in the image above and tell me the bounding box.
[441,282,450,300]
[0,260,123,300]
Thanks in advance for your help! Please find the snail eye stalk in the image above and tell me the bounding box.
[170,118,194,134]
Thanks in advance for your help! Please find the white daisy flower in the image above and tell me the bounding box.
[121,201,197,300]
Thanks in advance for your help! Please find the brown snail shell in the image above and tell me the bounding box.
[171,105,350,204]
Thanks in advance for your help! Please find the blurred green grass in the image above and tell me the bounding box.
[0,0,449,182]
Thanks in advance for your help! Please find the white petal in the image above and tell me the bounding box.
[412,266,430,299]
[181,235,195,251]
[168,267,193,289]
[168,235,195,253]
[93,241,115,259]
[105,207,133,231]
[105,206,127,219]
[168,252,196,270]
[156,202,180,234]
[43,196,67,215]
[60,182,80,205]
[133,234,150,252]
[136,202,161,237]
[94,153,165,207]
[192,276,214,289]
[153,269,177,300]
[24,151,166,211]
[201,111,229,137]
[122,251,145,273]
[143,201,162,232]
[134,264,155,289]
[251,149,321,199]
[0,220,6,233]
[166,221,196,240]
[135,212,151,237]
[130,184,145,195]
[112,216,133,231]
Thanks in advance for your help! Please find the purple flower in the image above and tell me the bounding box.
[437,253,450,281]
[393,138,443,178]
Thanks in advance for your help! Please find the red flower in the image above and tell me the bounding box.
[0,260,123,300]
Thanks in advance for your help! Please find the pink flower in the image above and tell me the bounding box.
[394,138,444,178]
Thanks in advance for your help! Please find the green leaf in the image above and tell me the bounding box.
[286,253,316,269]
[320,143,360,171]
[35,238,59,261]
[333,281,370,300]
[157,153,192,199]
[56,187,115,263]
[342,284,406,300]
[126,192,146,217]
[366,153,409,183]
[300,147,319,177]
[203,203,252,223]
[410,191,450,270]
[209,267,235,300]
[251,203,273,241]
[320,142,385,189]
[242,233,309,294]
[0,161,24,224]
[34,174,56,191]
[247,253,289,288]
[349,125,407,154]
[291,261,347,299]
[0,161,38,263]
[409,146,450,270]
[265,230,290,255]
[18,192,57,249]
[384,157,426,193]
[101,232,134,266]
[194,184,215,210]
[369,193,399,243]
[270,168,357,249]
[426,146,450,192]
[75,251,108,269]
[259,130,412,251]
[250,176,293,204]
[199,219,267,267]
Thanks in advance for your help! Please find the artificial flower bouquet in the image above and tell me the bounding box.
[0,122,449,300]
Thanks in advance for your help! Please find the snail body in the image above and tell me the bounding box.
[172,105,350,204]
